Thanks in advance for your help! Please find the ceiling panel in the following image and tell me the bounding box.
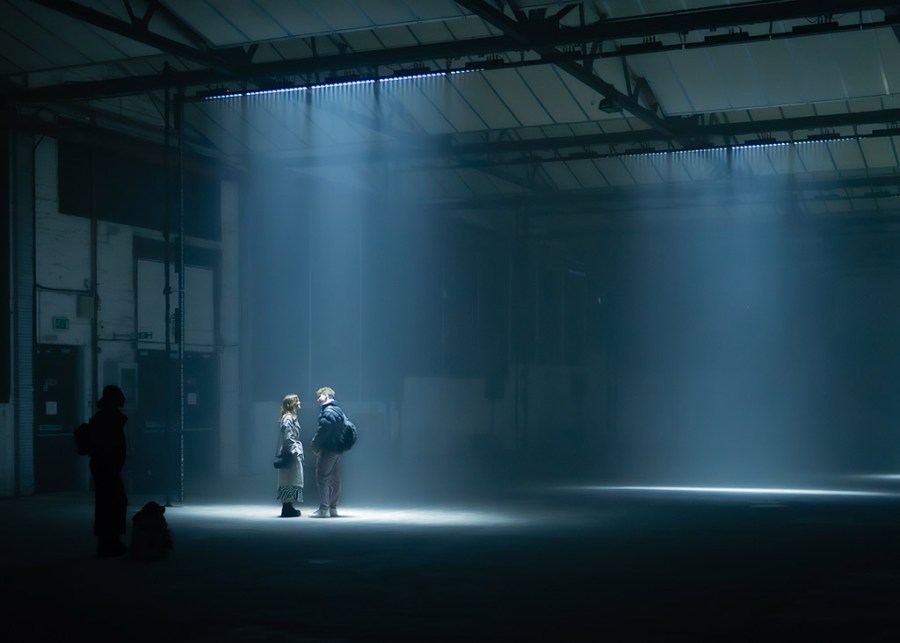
[632,156,671,185]
[3,3,96,69]
[836,30,900,98]
[402,0,468,22]
[518,66,591,124]
[351,0,419,26]
[596,157,638,187]
[482,68,553,128]
[860,137,900,169]
[558,69,616,122]
[568,159,612,189]
[265,38,313,62]
[339,28,386,53]
[766,145,806,175]
[540,160,579,190]
[217,2,294,43]
[253,0,330,38]
[591,54,630,89]
[794,143,838,173]
[307,0,377,34]
[850,95,892,114]
[0,9,54,75]
[246,102,311,153]
[676,152,725,181]
[630,54,694,115]
[443,12,495,39]
[874,28,900,94]
[382,81,456,135]
[710,46,769,110]
[95,93,165,125]
[405,20,456,45]
[419,77,487,132]
[185,103,251,157]
[658,152,718,183]
[624,156,666,184]
[780,103,816,120]
[663,48,720,113]
[787,36,861,104]
[451,72,520,129]
[302,94,373,145]
[164,3,251,48]
[749,149,783,178]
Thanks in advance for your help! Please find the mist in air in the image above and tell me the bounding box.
[194,83,900,501]
[603,145,900,487]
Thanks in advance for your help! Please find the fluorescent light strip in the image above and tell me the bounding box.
[623,138,855,157]
[202,69,480,100]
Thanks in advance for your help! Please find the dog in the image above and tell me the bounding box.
[130,501,174,560]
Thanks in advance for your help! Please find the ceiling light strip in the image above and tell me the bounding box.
[198,69,480,101]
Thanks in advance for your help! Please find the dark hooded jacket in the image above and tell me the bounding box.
[311,401,344,453]
[87,406,127,472]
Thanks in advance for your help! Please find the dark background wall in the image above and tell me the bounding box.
[245,173,586,410]
[601,214,900,484]
[58,138,221,241]
[1,128,9,404]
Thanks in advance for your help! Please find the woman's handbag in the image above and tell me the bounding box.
[273,452,292,469]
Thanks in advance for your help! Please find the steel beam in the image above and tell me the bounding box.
[28,0,241,75]
[454,0,678,136]
[8,0,900,103]
[270,108,900,169]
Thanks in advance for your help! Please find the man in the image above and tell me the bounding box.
[310,386,345,518]
[85,385,129,556]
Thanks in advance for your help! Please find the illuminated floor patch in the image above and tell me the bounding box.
[167,503,531,527]
[572,485,890,498]
[851,473,900,482]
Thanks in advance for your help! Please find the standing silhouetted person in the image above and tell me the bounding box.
[86,385,129,557]
[310,386,345,518]
[275,393,304,517]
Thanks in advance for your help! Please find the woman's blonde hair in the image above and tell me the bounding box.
[280,394,300,419]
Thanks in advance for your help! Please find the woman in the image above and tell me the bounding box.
[275,394,304,517]
[87,384,129,556]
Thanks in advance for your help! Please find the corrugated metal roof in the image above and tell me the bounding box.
[3,0,900,235]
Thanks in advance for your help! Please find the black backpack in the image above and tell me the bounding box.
[337,409,358,452]
[74,422,91,455]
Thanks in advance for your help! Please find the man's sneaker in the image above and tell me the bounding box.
[329,507,339,518]
[280,505,301,518]
[310,507,330,518]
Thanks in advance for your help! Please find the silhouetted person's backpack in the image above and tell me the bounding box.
[74,423,91,455]
[338,411,357,452]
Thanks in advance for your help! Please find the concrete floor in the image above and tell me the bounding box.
[3,476,900,641]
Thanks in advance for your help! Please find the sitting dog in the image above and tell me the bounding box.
[130,501,174,560]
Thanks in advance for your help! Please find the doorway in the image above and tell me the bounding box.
[130,349,219,494]
[34,344,81,491]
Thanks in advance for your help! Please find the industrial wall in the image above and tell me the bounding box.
[1,134,241,498]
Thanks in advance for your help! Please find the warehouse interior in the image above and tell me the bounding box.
[4,1,900,640]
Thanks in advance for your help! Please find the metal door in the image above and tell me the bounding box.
[34,345,81,491]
